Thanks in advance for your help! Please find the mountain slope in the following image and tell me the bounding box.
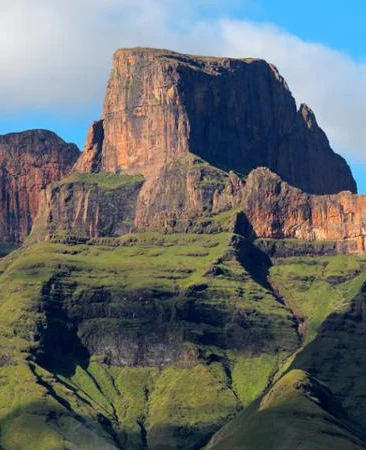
[206,370,366,450]
[2,236,366,449]
[0,230,298,450]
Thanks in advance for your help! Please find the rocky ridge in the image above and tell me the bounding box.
[244,167,366,254]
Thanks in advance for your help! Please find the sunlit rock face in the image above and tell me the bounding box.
[0,129,79,243]
[244,167,366,253]
[36,48,365,254]
[76,47,356,195]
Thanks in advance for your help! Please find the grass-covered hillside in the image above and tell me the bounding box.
[0,230,298,450]
[206,252,366,450]
[0,230,366,449]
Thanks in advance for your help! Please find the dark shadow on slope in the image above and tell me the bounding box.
[0,400,123,450]
[233,235,273,291]
[205,369,366,450]
[33,273,90,377]
[289,281,366,434]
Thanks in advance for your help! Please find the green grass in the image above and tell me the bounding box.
[206,369,366,450]
[54,171,144,190]
[1,234,366,449]
[0,232,299,450]
[231,352,287,407]
[270,254,366,344]
[147,363,238,450]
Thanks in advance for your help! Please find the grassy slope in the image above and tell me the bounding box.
[2,226,366,449]
[270,254,366,345]
[206,369,366,450]
[0,231,297,450]
[206,253,366,450]
[53,171,144,190]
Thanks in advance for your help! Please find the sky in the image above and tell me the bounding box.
[1,0,366,192]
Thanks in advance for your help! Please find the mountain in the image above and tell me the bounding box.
[76,48,356,195]
[0,48,366,450]
[0,130,79,244]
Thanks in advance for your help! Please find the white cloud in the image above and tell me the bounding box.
[1,1,366,164]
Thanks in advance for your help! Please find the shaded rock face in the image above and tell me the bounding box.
[33,176,144,241]
[244,168,366,253]
[0,130,79,243]
[134,155,245,232]
[77,47,356,195]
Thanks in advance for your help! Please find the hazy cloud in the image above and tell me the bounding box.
[1,0,366,163]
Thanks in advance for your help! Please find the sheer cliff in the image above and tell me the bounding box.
[75,47,356,195]
[0,130,79,243]
[35,48,365,253]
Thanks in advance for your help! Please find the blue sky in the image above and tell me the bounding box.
[1,0,365,192]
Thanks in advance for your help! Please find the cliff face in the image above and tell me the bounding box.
[33,155,247,241]
[73,120,103,173]
[32,48,365,254]
[76,47,356,195]
[244,168,366,253]
[133,154,245,232]
[0,130,79,243]
[34,165,366,254]
[32,173,144,241]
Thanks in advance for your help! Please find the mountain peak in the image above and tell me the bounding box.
[77,47,355,195]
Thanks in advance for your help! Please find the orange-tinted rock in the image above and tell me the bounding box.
[77,47,356,195]
[32,154,246,241]
[244,168,366,253]
[32,48,366,254]
[73,120,103,173]
[0,130,79,242]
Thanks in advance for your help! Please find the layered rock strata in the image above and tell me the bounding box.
[34,165,366,254]
[32,155,246,241]
[244,168,366,253]
[33,173,144,241]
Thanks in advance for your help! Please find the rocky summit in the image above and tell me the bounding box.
[76,48,356,195]
[1,48,366,450]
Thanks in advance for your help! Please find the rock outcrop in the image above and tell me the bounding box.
[244,167,366,253]
[73,120,103,173]
[0,130,79,243]
[76,47,356,195]
[33,173,144,241]
[32,155,247,241]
